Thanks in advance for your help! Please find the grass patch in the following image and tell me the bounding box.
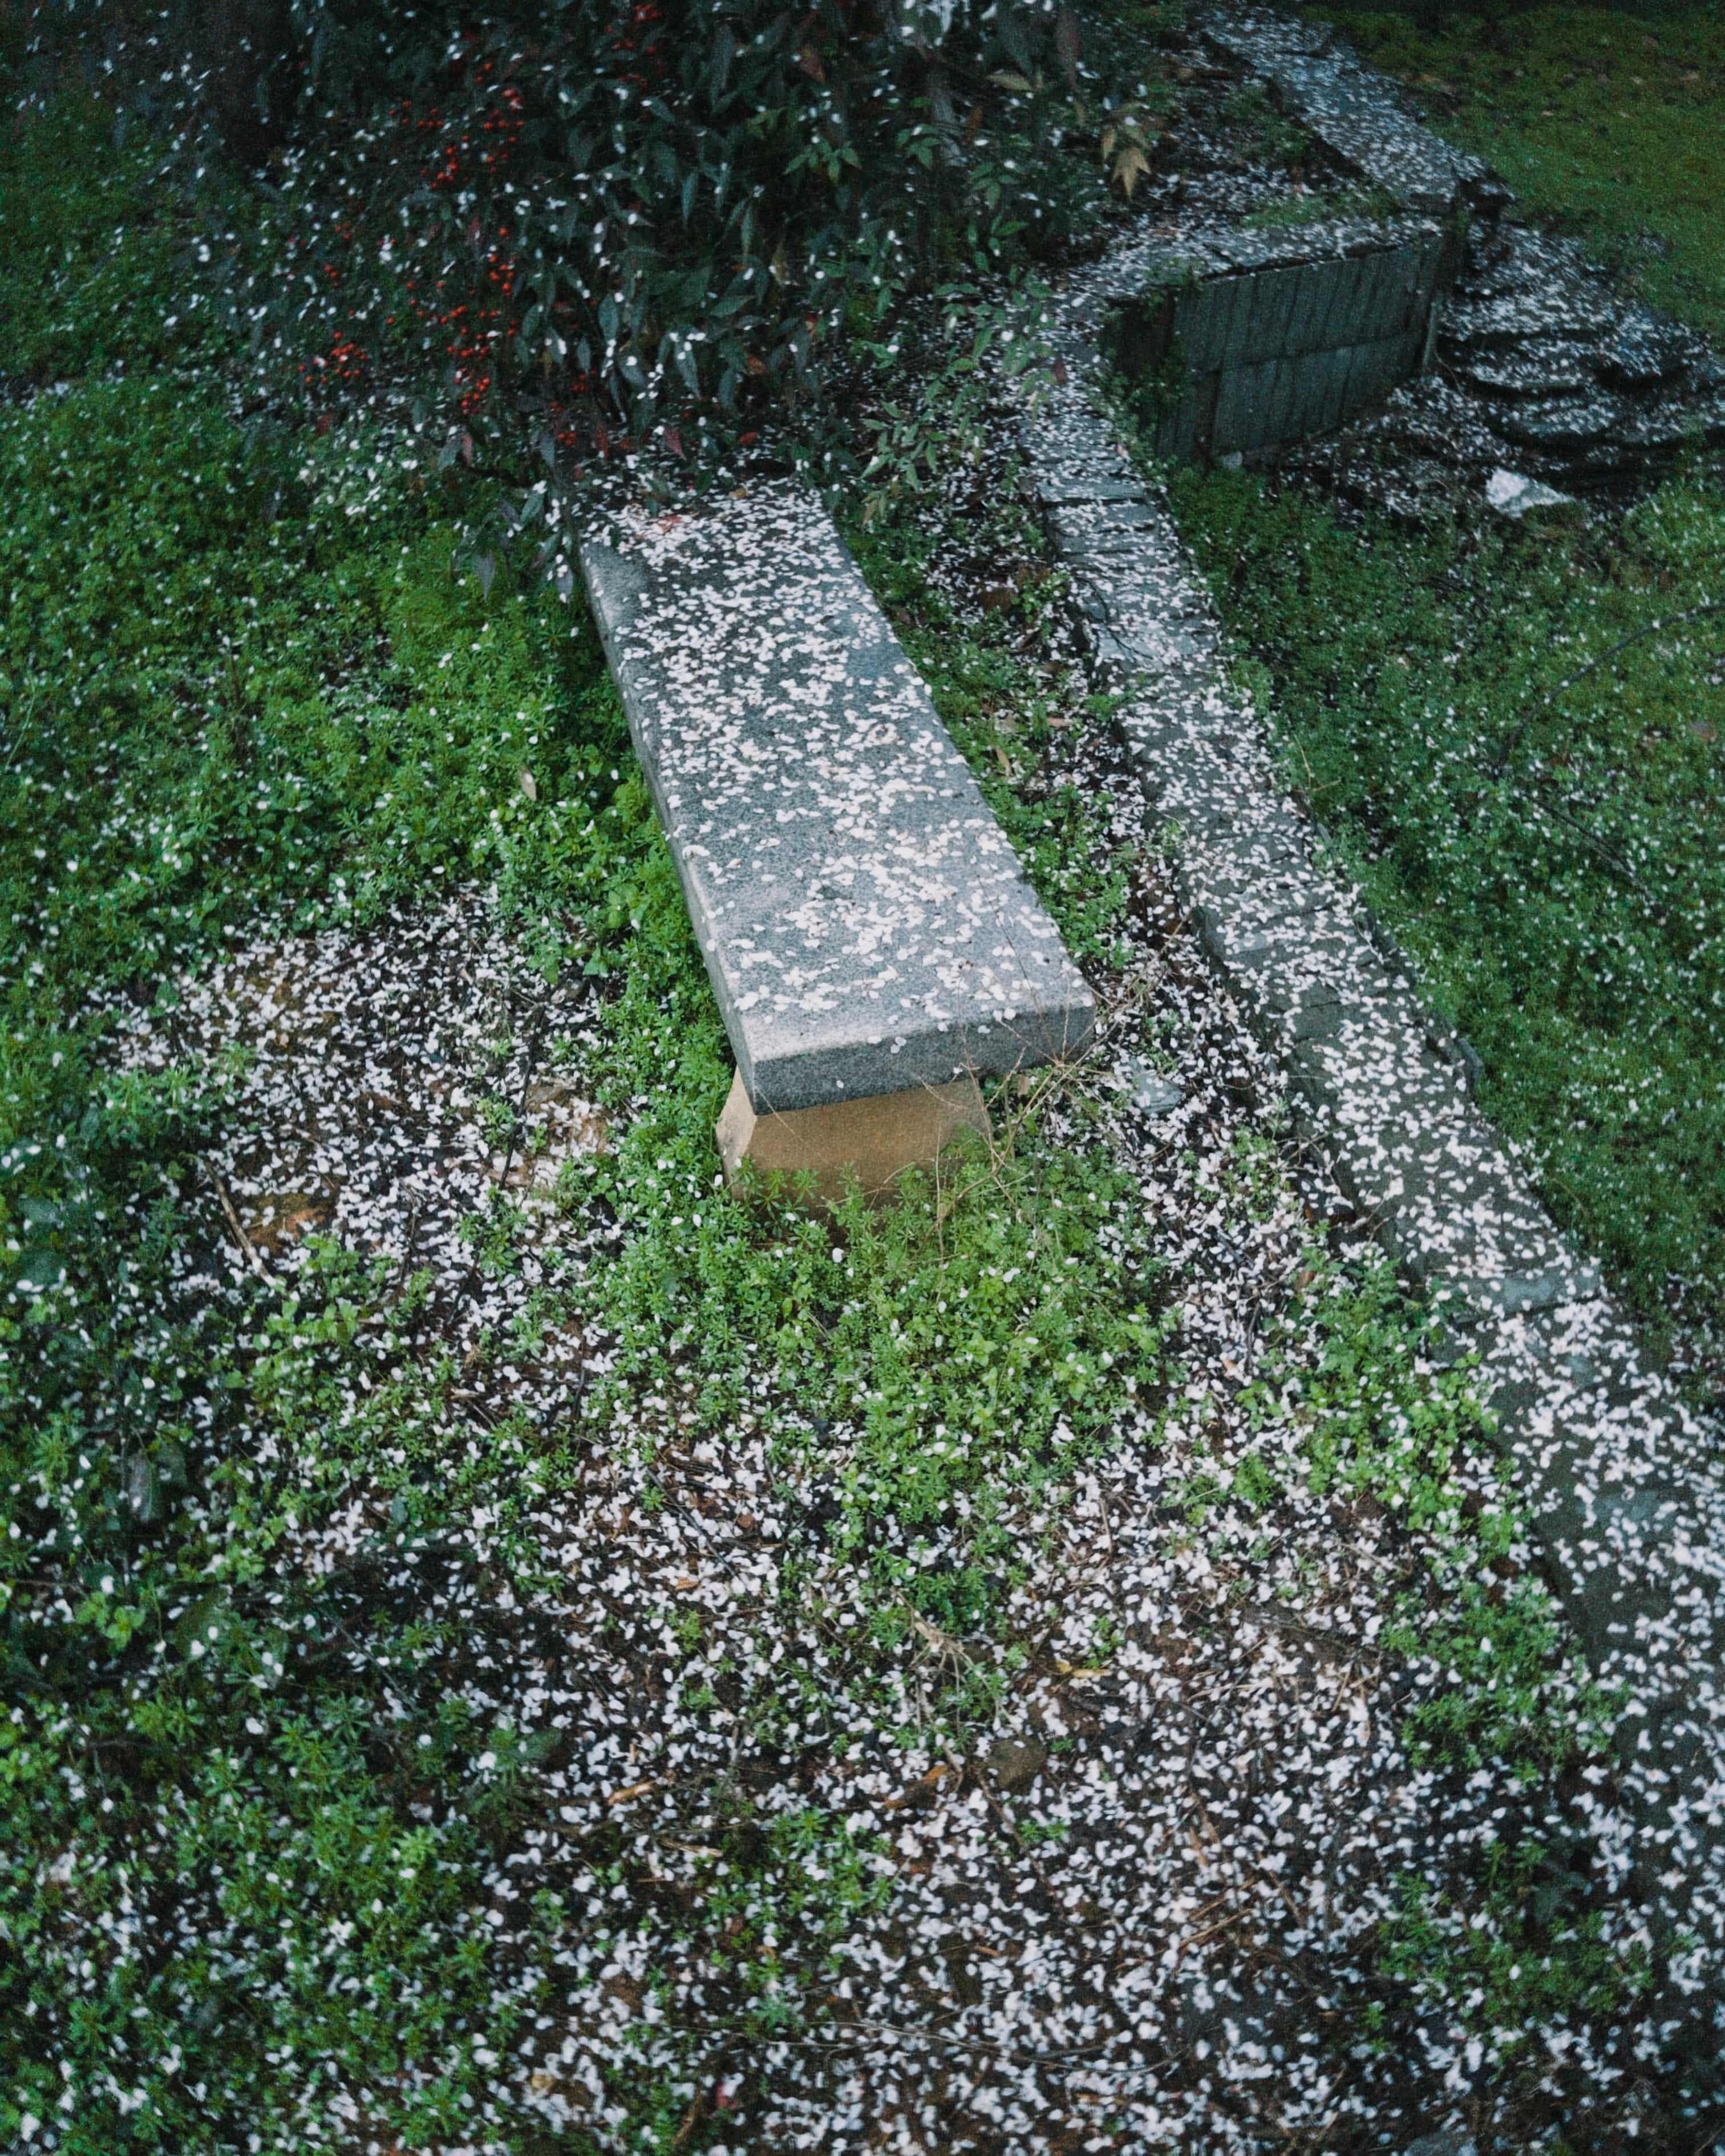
[0,93,229,380]
[1164,457,1725,1385]
[1310,5,1725,341]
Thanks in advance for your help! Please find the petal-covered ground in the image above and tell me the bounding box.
[84,447,1682,2150]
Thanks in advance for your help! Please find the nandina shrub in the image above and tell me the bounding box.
[29,0,1127,463]
[260,0,1119,459]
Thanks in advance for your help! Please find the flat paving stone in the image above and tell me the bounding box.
[581,486,1095,1113]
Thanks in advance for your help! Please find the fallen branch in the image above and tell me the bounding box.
[1491,599,1725,775]
[203,1161,273,1284]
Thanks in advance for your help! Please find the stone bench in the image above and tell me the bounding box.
[580,484,1095,1196]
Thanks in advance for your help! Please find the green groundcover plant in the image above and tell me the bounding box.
[0,86,1177,2142]
[1167,456,1725,1386]
[2,34,1713,2152]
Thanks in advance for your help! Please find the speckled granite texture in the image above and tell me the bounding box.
[580,492,1095,1114]
[1017,236,1725,1958]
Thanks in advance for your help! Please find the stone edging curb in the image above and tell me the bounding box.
[1013,258,1725,1972]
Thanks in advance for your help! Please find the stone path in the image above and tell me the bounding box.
[1015,196,1725,1970]
[1343,219,1725,494]
[1199,4,1490,216]
[580,491,1094,1116]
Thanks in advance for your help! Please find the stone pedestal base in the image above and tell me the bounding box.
[715,1071,990,1205]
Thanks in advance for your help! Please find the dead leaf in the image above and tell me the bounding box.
[242,1188,336,1256]
[882,1761,954,1809]
[1113,144,1150,200]
[984,1737,1046,1792]
[518,768,537,801]
[908,1611,977,1666]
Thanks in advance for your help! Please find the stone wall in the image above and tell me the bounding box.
[1015,225,1725,1973]
[1113,222,1454,462]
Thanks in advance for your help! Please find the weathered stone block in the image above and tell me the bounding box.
[581,487,1096,1116]
[715,1068,989,1205]
[1121,234,1449,464]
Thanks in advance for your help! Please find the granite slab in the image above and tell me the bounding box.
[580,487,1096,1114]
[1200,5,1488,215]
